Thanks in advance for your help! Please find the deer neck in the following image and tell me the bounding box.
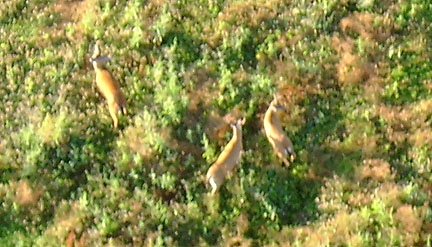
[93,62,108,72]
[265,106,282,131]
[231,125,242,150]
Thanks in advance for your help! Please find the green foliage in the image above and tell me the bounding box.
[1,0,432,246]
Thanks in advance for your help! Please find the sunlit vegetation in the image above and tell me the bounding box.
[1,0,432,246]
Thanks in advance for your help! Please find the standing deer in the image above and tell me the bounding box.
[264,95,296,167]
[206,118,246,195]
[89,40,127,128]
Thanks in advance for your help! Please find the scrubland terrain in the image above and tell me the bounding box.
[1,0,432,246]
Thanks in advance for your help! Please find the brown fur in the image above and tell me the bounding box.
[66,231,75,247]
[66,230,87,247]
[264,96,295,166]
[206,118,245,194]
[90,41,127,128]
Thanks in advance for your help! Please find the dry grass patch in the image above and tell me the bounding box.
[218,1,278,28]
[376,99,432,146]
[53,0,94,23]
[279,83,306,104]
[272,60,326,89]
[327,120,379,158]
[218,214,253,247]
[375,182,403,209]
[204,111,230,144]
[395,205,422,233]
[394,204,423,246]
[49,0,97,42]
[363,76,384,104]
[340,12,392,42]
[15,179,43,206]
[205,0,285,47]
[42,201,88,246]
[348,190,373,208]
[185,67,217,113]
[286,211,366,247]
[116,110,169,171]
[356,159,393,182]
[337,50,374,85]
[333,12,393,86]
[332,35,375,85]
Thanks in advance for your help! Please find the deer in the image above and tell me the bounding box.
[264,95,296,167]
[206,118,246,195]
[89,40,127,128]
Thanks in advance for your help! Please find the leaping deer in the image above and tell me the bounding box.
[206,118,246,195]
[264,95,296,167]
[89,40,127,128]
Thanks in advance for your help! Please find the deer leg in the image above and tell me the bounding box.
[209,177,218,195]
[278,152,291,167]
[270,137,291,167]
[108,101,119,128]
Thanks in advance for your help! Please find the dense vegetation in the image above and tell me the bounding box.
[1,0,432,246]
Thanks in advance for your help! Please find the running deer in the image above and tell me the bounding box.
[264,95,296,167]
[89,40,127,128]
[206,118,246,195]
